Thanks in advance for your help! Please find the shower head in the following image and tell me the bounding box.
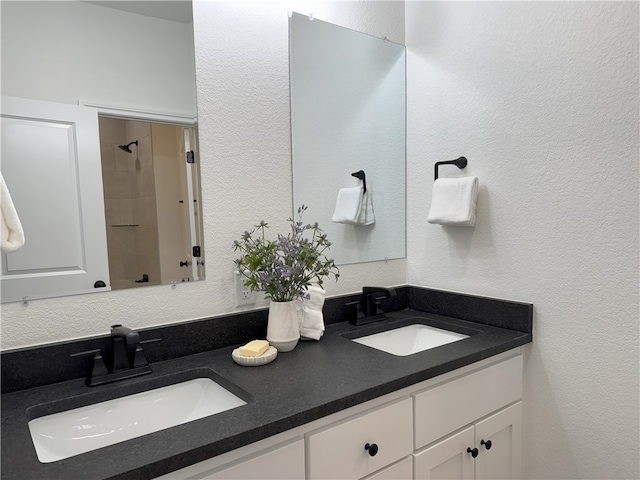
[118,141,138,153]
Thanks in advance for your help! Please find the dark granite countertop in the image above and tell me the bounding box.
[1,309,532,480]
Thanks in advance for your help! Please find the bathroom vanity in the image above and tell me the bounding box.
[1,287,532,479]
[159,347,523,480]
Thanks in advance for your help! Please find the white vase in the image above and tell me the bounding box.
[266,300,300,352]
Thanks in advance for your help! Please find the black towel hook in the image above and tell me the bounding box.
[351,170,367,194]
[434,156,467,181]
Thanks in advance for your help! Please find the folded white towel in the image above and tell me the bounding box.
[332,186,363,224]
[299,285,326,341]
[427,177,479,226]
[332,186,375,225]
[1,172,25,253]
[356,190,375,225]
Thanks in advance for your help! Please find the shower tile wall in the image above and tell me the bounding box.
[99,117,161,290]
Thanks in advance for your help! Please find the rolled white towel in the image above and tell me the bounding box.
[299,285,326,341]
[1,172,25,253]
[332,186,363,224]
[427,177,479,227]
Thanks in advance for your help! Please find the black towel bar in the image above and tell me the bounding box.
[434,157,467,180]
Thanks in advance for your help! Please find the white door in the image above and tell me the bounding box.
[1,96,109,302]
[475,402,522,480]
[413,426,475,480]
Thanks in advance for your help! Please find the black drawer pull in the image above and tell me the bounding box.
[364,443,378,456]
[467,447,479,458]
[481,439,492,450]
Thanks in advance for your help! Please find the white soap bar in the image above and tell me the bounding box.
[239,340,269,357]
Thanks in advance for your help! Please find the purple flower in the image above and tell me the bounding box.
[231,206,339,301]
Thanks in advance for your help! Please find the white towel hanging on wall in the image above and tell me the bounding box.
[332,186,364,224]
[356,188,375,225]
[427,176,479,227]
[1,172,25,252]
[331,186,375,225]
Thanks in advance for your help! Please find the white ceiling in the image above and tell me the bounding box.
[84,1,193,24]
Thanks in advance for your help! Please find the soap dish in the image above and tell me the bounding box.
[232,346,278,366]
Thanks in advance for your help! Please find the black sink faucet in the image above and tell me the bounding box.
[110,324,141,372]
[71,325,161,387]
[348,286,397,325]
[363,286,397,318]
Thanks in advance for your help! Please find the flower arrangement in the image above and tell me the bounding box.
[233,206,339,302]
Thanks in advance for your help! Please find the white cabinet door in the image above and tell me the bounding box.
[413,426,475,480]
[414,402,522,480]
[475,402,522,480]
[364,456,412,480]
[1,96,109,302]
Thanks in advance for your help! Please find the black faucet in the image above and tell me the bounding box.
[71,325,160,387]
[348,286,397,326]
[110,324,142,371]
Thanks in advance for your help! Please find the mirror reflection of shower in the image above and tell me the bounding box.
[118,140,138,153]
[98,117,204,290]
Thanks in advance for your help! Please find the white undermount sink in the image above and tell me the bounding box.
[352,324,469,356]
[28,378,247,463]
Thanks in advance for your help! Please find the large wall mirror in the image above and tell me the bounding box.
[289,12,406,265]
[0,1,203,303]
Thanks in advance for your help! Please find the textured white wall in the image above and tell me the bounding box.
[0,1,406,349]
[0,1,196,116]
[405,2,639,479]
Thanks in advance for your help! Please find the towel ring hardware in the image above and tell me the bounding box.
[434,156,467,181]
[351,170,367,194]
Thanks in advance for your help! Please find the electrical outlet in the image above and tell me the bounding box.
[235,271,255,307]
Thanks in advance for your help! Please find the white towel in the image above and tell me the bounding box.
[356,190,375,225]
[299,286,326,341]
[332,186,363,224]
[1,172,25,253]
[332,186,375,225]
[427,177,479,227]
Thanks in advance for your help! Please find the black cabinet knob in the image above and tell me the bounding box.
[467,447,479,458]
[481,439,492,450]
[364,443,378,457]
[180,260,189,267]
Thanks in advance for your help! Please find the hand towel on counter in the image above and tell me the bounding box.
[427,176,479,227]
[299,285,326,341]
[1,172,25,253]
[331,186,375,225]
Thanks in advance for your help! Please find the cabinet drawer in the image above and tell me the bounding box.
[414,355,522,449]
[202,438,304,479]
[306,397,413,480]
[157,438,304,480]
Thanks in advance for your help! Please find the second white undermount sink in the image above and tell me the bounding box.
[28,377,247,463]
[352,324,469,356]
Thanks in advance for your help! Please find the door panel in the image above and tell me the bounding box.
[413,426,475,480]
[1,96,109,302]
[475,402,522,480]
